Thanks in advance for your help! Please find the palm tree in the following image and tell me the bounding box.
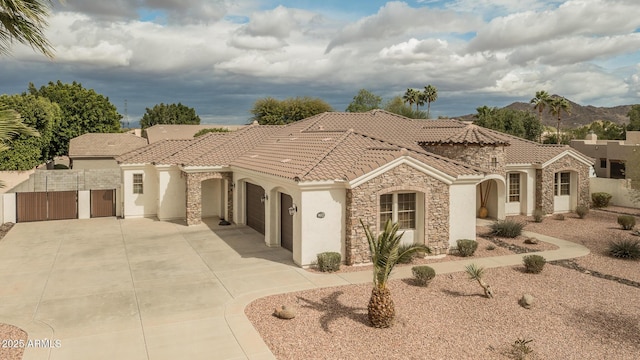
[530,90,550,142]
[0,0,57,58]
[402,89,419,112]
[548,96,571,144]
[361,219,431,328]
[0,108,40,187]
[423,85,438,119]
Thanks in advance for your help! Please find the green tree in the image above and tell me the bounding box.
[473,106,543,142]
[362,219,430,328]
[0,0,57,58]
[402,89,419,112]
[28,81,122,156]
[0,94,61,169]
[384,96,426,119]
[627,147,640,205]
[530,90,550,141]
[193,127,230,137]
[548,96,571,144]
[627,104,640,131]
[345,89,382,112]
[0,108,40,184]
[250,96,332,125]
[422,84,438,119]
[140,102,200,129]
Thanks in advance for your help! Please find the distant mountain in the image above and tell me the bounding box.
[456,97,634,128]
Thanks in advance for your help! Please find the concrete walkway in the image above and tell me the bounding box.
[0,217,589,360]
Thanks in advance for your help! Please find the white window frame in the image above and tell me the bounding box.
[379,192,416,230]
[508,173,520,202]
[554,172,570,196]
[133,173,144,194]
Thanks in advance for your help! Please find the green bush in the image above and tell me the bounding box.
[317,252,341,272]
[575,205,589,219]
[397,243,418,264]
[411,265,436,286]
[617,215,636,230]
[608,239,640,259]
[532,208,544,223]
[591,192,612,208]
[522,255,546,273]
[490,219,525,238]
[456,239,478,257]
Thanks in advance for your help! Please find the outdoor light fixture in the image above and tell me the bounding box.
[261,194,269,203]
[288,204,298,216]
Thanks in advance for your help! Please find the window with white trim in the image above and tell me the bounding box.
[379,192,416,230]
[554,172,570,196]
[133,173,144,194]
[508,173,520,202]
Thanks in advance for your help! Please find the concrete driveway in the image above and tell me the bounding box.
[0,217,353,360]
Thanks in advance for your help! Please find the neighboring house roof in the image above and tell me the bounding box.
[117,139,194,165]
[144,124,246,143]
[69,133,148,158]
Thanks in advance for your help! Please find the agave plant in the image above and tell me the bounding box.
[361,219,431,328]
[465,263,494,298]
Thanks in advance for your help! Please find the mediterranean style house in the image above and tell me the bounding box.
[117,110,593,266]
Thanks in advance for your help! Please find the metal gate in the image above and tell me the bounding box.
[16,191,78,222]
[91,189,115,218]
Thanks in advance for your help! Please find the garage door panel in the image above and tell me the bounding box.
[246,183,265,235]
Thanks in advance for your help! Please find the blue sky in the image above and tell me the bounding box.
[1,0,639,126]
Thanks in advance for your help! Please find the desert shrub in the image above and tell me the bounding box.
[522,255,546,273]
[532,208,544,223]
[397,243,418,264]
[456,239,478,257]
[486,244,496,251]
[490,219,525,238]
[608,239,640,259]
[617,215,636,230]
[575,205,589,219]
[591,192,612,208]
[511,338,534,360]
[554,213,565,221]
[316,252,341,272]
[411,265,436,286]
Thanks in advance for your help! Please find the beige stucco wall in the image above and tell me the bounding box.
[122,164,159,218]
[590,178,640,208]
[157,166,186,221]
[0,170,35,194]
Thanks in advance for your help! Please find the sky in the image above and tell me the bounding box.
[1,0,640,126]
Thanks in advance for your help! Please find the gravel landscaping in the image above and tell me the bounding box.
[247,209,640,360]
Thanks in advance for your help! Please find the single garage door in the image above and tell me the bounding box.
[246,182,265,234]
[280,193,293,252]
[91,189,115,218]
[17,191,78,222]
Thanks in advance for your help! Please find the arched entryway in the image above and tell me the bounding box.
[476,177,506,220]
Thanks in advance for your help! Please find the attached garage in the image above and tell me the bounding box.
[280,193,293,252]
[16,191,78,222]
[245,182,265,234]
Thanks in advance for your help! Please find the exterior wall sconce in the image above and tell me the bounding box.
[261,194,269,203]
[288,204,298,216]
[229,183,235,190]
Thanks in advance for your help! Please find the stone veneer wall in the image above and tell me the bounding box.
[185,171,233,225]
[421,144,506,175]
[344,163,450,265]
[537,155,590,214]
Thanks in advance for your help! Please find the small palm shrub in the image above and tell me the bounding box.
[608,239,640,259]
[591,192,612,208]
[617,215,636,230]
[411,265,436,286]
[575,205,589,219]
[465,263,494,298]
[532,208,544,223]
[316,252,341,272]
[397,243,417,264]
[456,239,478,257]
[522,255,546,273]
[490,219,525,238]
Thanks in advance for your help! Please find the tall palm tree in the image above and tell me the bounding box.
[402,89,419,112]
[423,84,438,119]
[0,0,57,58]
[0,108,39,187]
[548,97,571,144]
[361,219,430,328]
[530,90,550,142]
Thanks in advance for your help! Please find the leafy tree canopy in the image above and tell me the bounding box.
[345,89,382,112]
[473,106,543,142]
[28,81,121,156]
[193,127,230,137]
[250,96,332,125]
[0,94,60,170]
[627,104,640,131]
[568,120,625,141]
[140,102,201,129]
[384,96,427,119]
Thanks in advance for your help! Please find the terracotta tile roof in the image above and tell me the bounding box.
[418,124,510,146]
[69,133,148,157]
[116,139,193,164]
[144,124,246,143]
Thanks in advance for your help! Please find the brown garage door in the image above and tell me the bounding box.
[280,193,293,252]
[91,189,115,218]
[246,182,265,234]
[17,191,77,222]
